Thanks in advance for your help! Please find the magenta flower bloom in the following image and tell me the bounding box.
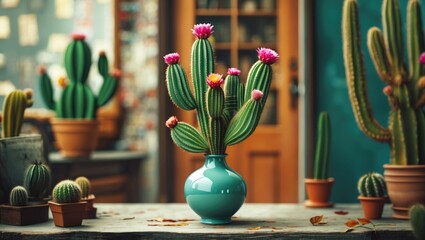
[251,89,264,101]
[420,52,425,65]
[206,73,224,89]
[71,33,86,41]
[227,68,241,76]
[166,116,178,128]
[383,85,393,96]
[257,48,279,64]
[164,53,180,65]
[192,23,214,39]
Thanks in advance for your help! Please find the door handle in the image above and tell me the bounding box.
[290,75,299,109]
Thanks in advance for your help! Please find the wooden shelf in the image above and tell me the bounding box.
[238,10,276,16]
[196,9,231,16]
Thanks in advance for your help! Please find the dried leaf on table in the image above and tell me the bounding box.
[345,219,359,228]
[148,218,195,223]
[248,226,262,230]
[357,218,371,225]
[310,215,326,225]
[334,210,349,215]
[122,217,135,220]
[344,228,355,233]
[148,222,189,227]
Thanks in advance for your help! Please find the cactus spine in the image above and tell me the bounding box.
[1,89,33,138]
[38,34,118,119]
[52,180,82,203]
[24,161,51,199]
[75,176,91,199]
[9,186,28,206]
[165,23,278,155]
[313,112,331,179]
[410,204,425,240]
[357,172,387,197]
[342,0,425,165]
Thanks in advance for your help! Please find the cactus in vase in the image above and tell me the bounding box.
[75,176,91,199]
[38,33,119,119]
[52,180,82,203]
[24,161,51,199]
[357,172,387,197]
[164,23,278,155]
[342,0,425,165]
[410,204,425,240]
[313,112,331,179]
[9,186,28,206]
[1,89,33,138]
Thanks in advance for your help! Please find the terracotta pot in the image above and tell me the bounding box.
[48,201,86,227]
[0,203,49,226]
[304,178,334,208]
[358,196,386,219]
[83,194,97,219]
[384,164,425,219]
[50,119,99,157]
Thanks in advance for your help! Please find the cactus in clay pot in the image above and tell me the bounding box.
[357,172,387,197]
[164,23,278,155]
[342,0,425,165]
[38,33,119,119]
[52,180,82,204]
[9,186,28,206]
[24,161,51,200]
[75,176,91,199]
[313,112,331,180]
[410,204,425,240]
[1,89,33,138]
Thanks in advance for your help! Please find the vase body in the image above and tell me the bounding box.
[384,164,425,219]
[304,178,334,208]
[184,155,246,225]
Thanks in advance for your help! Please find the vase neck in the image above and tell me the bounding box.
[204,155,228,168]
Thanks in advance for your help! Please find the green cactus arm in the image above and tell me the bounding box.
[166,64,197,110]
[244,62,272,106]
[98,52,109,77]
[409,204,425,240]
[206,88,224,118]
[2,90,33,138]
[367,27,392,84]
[64,40,92,83]
[170,122,209,153]
[342,0,391,143]
[223,74,240,121]
[39,71,55,110]
[313,112,330,180]
[97,75,118,107]
[238,83,245,110]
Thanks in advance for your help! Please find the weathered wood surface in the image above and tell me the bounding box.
[0,203,414,240]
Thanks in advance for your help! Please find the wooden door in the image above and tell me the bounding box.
[170,0,299,203]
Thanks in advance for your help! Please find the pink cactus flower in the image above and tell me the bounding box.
[166,116,178,128]
[206,73,224,89]
[38,65,46,74]
[192,23,214,39]
[111,69,122,78]
[383,85,393,96]
[420,52,425,65]
[71,33,86,41]
[251,89,264,101]
[257,48,279,64]
[227,68,241,76]
[164,53,180,65]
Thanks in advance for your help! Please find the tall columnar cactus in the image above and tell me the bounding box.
[1,89,33,138]
[9,186,28,206]
[313,112,331,179]
[342,0,425,165]
[52,180,82,203]
[38,34,119,119]
[165,23,278,155]
[410,204,425,240]
[24,161,51,199]
[357,172,387,197]
[75,176,91,199]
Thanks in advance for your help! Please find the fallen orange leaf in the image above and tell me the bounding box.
[334,210,349,215]
[148,222,189,227]
[310,215,324,225]
[345,219,359,228]
[357,218,371,225]
[148,218,195,222]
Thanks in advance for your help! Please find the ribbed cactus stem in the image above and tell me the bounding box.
[313,112,331,180]
[410,204,425,240]
[38,66,55,110]
[52,180,82,203]
[75,176,91,199]
[357,172,386,197]
[1,89,33,138]
[223,69,241,120]
[166,116,209,153]
[206,87,224,118]
[9,186,28,206]
[24,161,51,199]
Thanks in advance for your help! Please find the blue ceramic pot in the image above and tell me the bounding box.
[184,154,247,225]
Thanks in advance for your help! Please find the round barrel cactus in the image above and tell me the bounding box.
[24,161,51,199]
[75,176,91,199]
[357,172,386,197]
[410,204,425,240]
[9,186,28,206]
[52,180,82,203]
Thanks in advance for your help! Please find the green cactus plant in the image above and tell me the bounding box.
[1,89,33,138]
[38,33,119,119]
[342,0,425,165]
[313,112,331,179]
[164,23,278,155]
[357,172,387,197]
[9,186,28,206]
[24,161,51,199]
[75,176,91,199]
[410,204,425,240]
[52,180,82,204]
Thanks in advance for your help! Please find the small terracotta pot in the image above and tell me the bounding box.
[384,164,425,219]
[48,201,86,227]
[358,196,386,219]
[82,194,97,219]
[304,178,334,208]
[0,203,49,226]
[50,119,99,157]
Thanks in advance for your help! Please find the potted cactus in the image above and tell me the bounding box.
[75,176,96,219]
[357,172,387,219]
[410,204,425,240]
[304,112,334,208]
[38,33,119,157]
[49,180,86,227]
[342,0,425,219]
[0,89,45,204]
[164,23,278,224]
[24,161,51,203]
[0,186,49,225]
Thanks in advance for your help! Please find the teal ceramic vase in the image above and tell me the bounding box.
[184,154,247,225]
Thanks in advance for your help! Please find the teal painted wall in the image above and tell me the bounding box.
[313,0,409,202]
